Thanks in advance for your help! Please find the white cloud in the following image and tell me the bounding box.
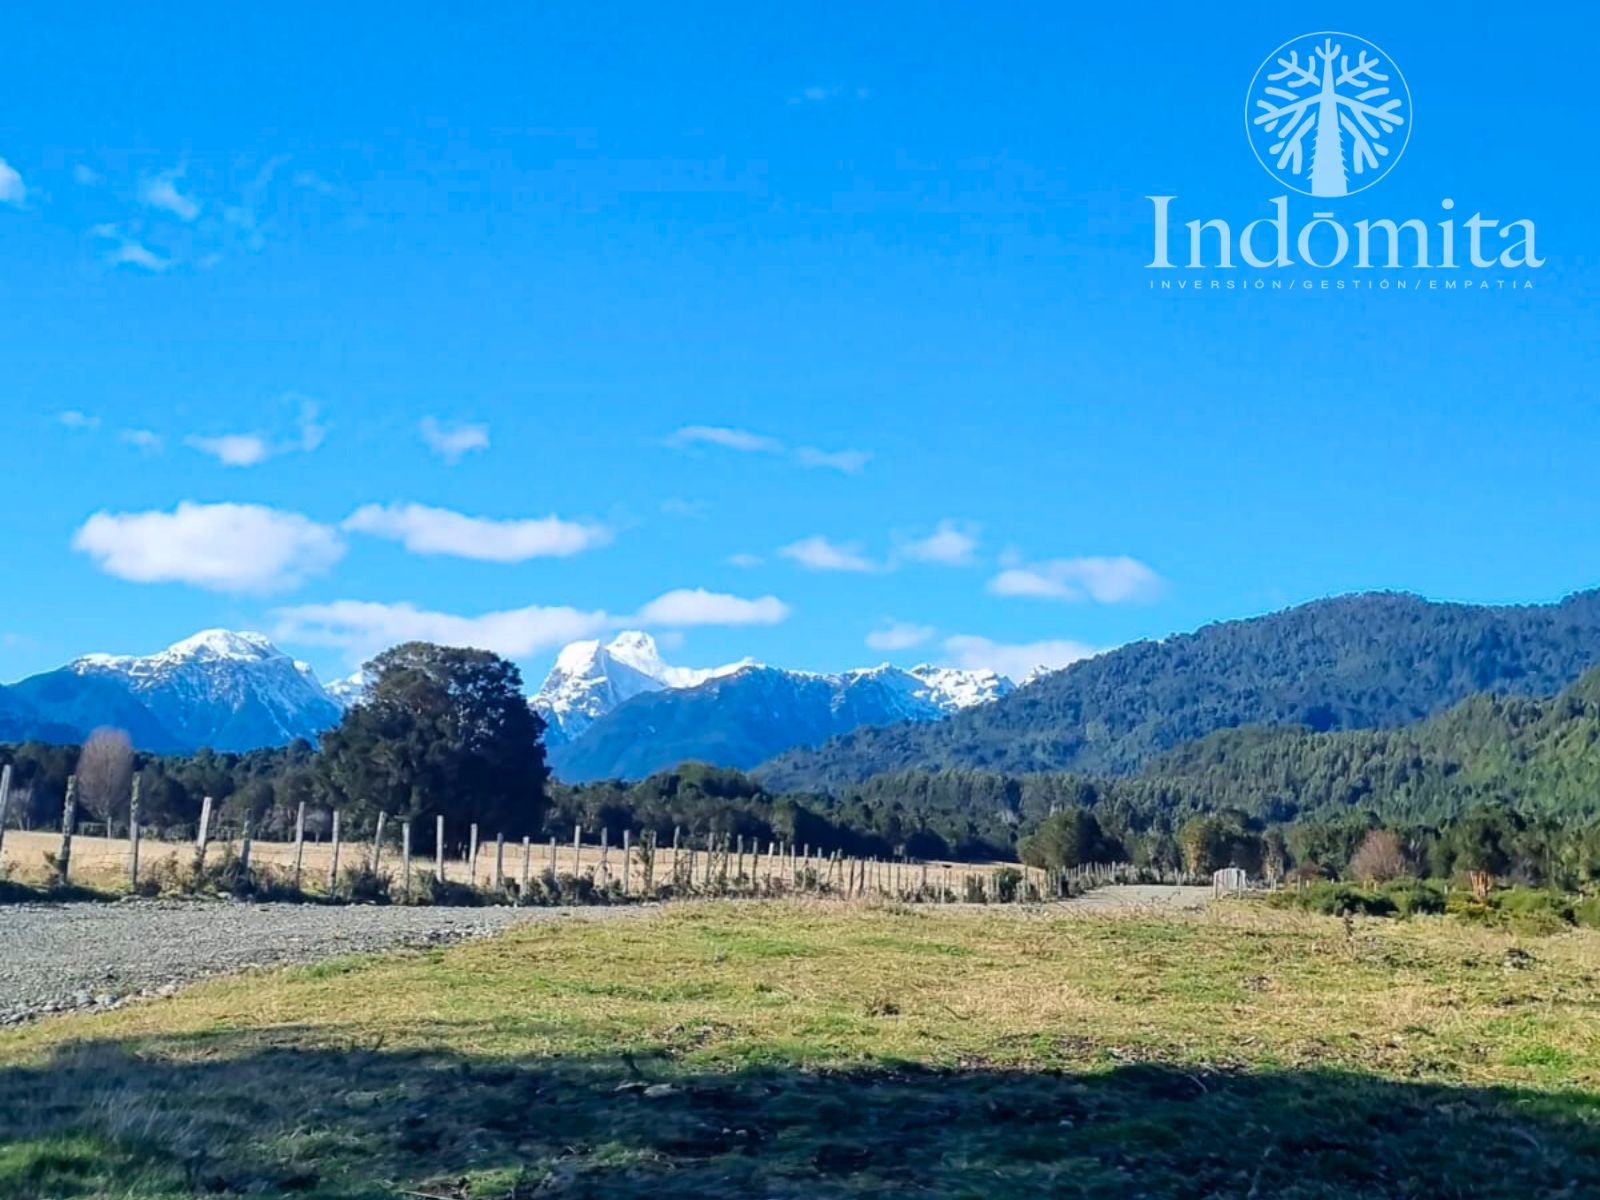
[73,502,344,594]
[187,433,272,467]
[0,159,25,206]
[108,238,171,272]
[988,556,1164,604]
[294,397,326,451]
[120,429,164,453]
[727,553,764,569]
[420,416,489,463]
[900,519,979,566]
[72,164,101,186]
[668,425,782,454]
[633,588,790,627]
[866,621,935,652]
[942,634,1099,680]
[779,535,876,572]
[669,426,871,475]
[140,171,201,222]
[343,503,611,562]
[795,446,870,474]
[58,410,100,431]
[185,399,327,466]
[274,600,612,661]
[274,587,790,661]
[661,498,708,519]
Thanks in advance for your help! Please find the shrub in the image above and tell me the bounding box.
[1573,894,1600,930]
[1492,887,1573,935]
[1273,882,1396,917]
[1383,879,1446,916]
[338,864,393,904]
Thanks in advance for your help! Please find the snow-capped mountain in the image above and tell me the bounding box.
[539,635,1014,781]
[324,670,371,709]
[532,632,755,743]
[10,630,343,752]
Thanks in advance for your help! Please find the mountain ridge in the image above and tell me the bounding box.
[757,589,1600,791]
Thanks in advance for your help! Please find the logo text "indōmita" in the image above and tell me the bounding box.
[1147,197,1543,269]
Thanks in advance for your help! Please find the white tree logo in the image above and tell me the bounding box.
[1246,32,1410,197]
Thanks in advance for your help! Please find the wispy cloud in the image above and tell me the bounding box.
[988,555,1164,604]
[343,503,612,562]
[96,228,171,272]
[942,634,1100,681]
[275,588,790,662]
[668,425,870,475]
[420,416,490,464]
[727,553,765,569]
[73,502,344,594]
[120,429,164,454]
[633,588,790,627]
[899,519,980,566]
[779,535,877,573]
[72,164,101,186]
[668,425,782,454]
[866,621,936,652]
[187,432,272,467]
[0,159,25,206]
[274,599,611,662]
[186,399,327,467]
[140,170,201,222]
[788,84,870,105]
[58,410,100,431]
[795,446,870,475]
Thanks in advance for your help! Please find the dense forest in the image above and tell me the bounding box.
[759,589,1600,789]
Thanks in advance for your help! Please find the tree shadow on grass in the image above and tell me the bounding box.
[1,1026,1597,1199]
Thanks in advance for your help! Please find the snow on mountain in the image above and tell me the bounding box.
[532,631,755,743]
[539,635,1016,780]
[324,670,370,709]
[48,629,343,751]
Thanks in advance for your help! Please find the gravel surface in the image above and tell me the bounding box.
[0,900,636,1026]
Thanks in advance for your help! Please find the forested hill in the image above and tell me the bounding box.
[758,589,1600,792]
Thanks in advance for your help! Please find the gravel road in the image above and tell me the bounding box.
[0,900,633,1026]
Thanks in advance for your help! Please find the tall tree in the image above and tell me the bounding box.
[315,643,548,849]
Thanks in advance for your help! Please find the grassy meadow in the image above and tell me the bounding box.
[2,899,1599,1197]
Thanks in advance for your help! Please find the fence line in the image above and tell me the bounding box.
[0,773,1189,905]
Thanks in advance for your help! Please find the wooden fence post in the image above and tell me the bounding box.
[520,835,531,901]
[547,835,557,880]
[127,773,142,890]
[600,828,610,887]
[572,824,582,878]
[292,801,306,891]
[56,776,78,886]
[239,815,254,884]
[327,810,342,894]
[370,811,386,874]
[468,823,480,887]
[671,826,682,889]
[495,833,505,892]
[435,815,445,882]
[0,762,11,870]
[194,794,213,873]
[402,821,413,901]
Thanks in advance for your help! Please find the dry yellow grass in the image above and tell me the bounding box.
[0,827,1038,897]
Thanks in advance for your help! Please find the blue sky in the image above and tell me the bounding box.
[1,1,1596,688]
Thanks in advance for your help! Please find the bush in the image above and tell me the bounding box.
[1273,882,1396,917]
[1574,894,1600,930]
[1492,887,1573,935]
[1384,879,1446,916]
[338,864,393,904]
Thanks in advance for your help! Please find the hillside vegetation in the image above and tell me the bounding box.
[759,590,1600,790]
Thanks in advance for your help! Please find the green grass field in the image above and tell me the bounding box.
[3,899,1599,1198]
